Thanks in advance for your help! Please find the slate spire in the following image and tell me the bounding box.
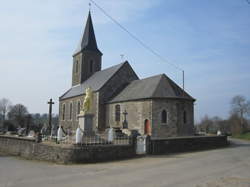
[74,11,102,56]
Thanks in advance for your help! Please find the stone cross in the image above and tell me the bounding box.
[47,98,54,134]
[122,110,128,129]
[120,54,124,61]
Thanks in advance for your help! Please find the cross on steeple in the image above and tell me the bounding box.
[120,54,125,61]
[74,11,102,56]
[89,1,91,11]
[72,11,103,86]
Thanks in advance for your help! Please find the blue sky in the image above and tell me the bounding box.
[0,0,249,122]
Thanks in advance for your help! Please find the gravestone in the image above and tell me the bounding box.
[27,130,35,138]
[51,124,58,137]
[57,126,63,142]
[17,128,26,136]
[76,127,83,144]
[136,135,147,155]
[217,130,222,136]
[107,128,114,143]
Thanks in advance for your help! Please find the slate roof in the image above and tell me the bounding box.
[110,74,195,103]
[60,62,126,100]
[74,11,102,56]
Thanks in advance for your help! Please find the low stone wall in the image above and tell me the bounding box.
[0,135,229,163]
[0,135,136,164]
[148,135,229,154]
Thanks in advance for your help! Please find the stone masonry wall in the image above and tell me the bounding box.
[0,136,136,164]
[106,100,152,135]
[72,51,102,86]
[149,135,229,154]
[80,51,102,83]
[72,53,82,86]
[152,99,194,138]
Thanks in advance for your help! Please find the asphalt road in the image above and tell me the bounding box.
[0,138,250,187]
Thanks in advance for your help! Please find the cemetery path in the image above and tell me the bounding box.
[0,138,250,187]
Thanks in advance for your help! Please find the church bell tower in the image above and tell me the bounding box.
[72,12,102,86]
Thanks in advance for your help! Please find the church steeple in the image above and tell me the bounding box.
[74,11,102,56]
[72,11,102,86]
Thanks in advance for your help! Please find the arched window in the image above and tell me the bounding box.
[90,60,94,73]
[161,110,167,123]
[77,101,81,115]
[183,111,187,124]
[69,103,73,120]
[75,60,79,73]
[62,104,65,120]
[115,105,121,122]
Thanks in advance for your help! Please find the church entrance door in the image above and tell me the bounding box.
[144,119,151,135]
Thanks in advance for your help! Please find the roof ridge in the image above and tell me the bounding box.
[163,74,195,99]
[101,61,126,71]
[152,74,166,97]
[98,61,138,91]
[139,73,164,81]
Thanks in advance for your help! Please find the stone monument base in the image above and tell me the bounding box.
[78,113,95,135]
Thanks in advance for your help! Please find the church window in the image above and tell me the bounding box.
[115,105,121,122]
[77,101,81,115]
[90,60,94,73]
[183,111,187,124]
[62,104,65,120]
[69,103,73,120]
[75,60,79,73]
[161,110,167,123]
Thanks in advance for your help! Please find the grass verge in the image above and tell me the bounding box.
[233,132,250,141]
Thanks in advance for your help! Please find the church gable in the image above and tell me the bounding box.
[99,61,139,103]
[152,74,195,100]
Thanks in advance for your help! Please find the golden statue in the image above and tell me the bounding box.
[80,87,93,115]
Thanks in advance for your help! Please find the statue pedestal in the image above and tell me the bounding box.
[78,114,95,135]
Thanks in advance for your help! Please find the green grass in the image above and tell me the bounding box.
[233,132,250,141]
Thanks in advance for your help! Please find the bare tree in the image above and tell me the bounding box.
[0,98,12,121]
[8,104,28,128]
[230,95,250,133]
[197,115,213,133]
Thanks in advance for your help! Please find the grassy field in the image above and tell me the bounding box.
[233,132,250,141]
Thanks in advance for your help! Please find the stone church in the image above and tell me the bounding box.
[59,12,195,138]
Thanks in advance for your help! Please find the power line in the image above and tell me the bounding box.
[89,0,183,72]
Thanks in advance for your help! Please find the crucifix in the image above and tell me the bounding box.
[120,54,125,61]
[89,1,91,11]
[122,110,128,129]
[47,98,55,134]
